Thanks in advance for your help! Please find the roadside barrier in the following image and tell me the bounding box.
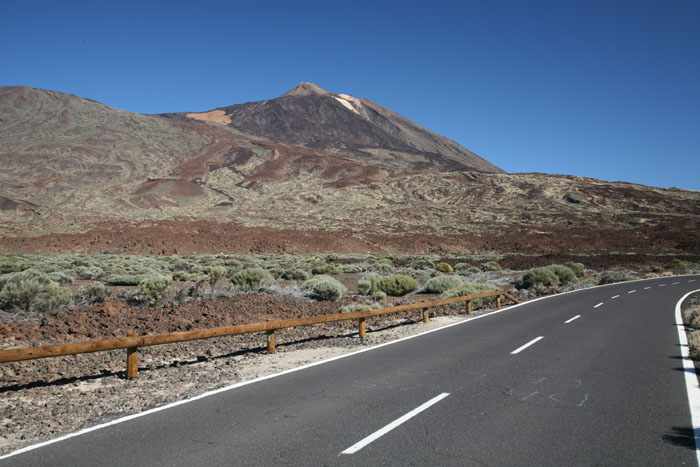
[0,290,518,379]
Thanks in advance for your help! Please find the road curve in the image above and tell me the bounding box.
[3,275,700,466]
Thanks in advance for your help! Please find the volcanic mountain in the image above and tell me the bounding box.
[0,84,699,266]
[178,82,503,173]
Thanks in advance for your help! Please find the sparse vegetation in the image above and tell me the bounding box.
[0,269,72,312]
[424,275,462,294]
[302,275,347,301]
[138,274,172,304]
[479,261,501,272]
[375,274,419,296]
[515,267,559,290]
[228,267,275,291]
[439,282,498,307]
[75,282,109,305]
[436,262,453,273]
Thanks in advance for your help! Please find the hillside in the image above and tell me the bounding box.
[0,85,699,266]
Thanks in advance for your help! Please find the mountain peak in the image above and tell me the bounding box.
[282,82,329,97]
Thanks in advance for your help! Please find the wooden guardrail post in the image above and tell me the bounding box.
[126,346,138,379]
[466,300,472,315]
[423,309,430,323]
[358,317,366,338]
[267,330,276,353]
[497,296,502,309]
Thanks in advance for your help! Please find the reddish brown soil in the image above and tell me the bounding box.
[1,219,697,269]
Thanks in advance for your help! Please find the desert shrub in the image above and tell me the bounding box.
[104,274,144,286]
[75,266,104,280]
[597,270,632,285]
[409,259,435,270]
[75,282,109,305]
[302,275,347,301]
[515,268,559,290]
[0,255,30,274]
[424,275,462,294]
[281,269,310,281]
[0,269,72,312]
[395,268,431,283]
[690,330,700,361]
[266,266,284,279]
[436,262,453,273]
[453,263,480,275]
[373,290,387,301]
[341,302,381,314]
[545,264,577,285]
[375,274,419,296]
[643,272,659,279]
[173,271,203,282]
[311,263,342,275]
[48,271,74,286]
[371,261,394,272]
[339,264,365,274]
[138,274,172,304]
[228,267,275,291]
[439,282,498,306]
[208,266,226,286]
[563,262,585,278]
[479,261,501,272]
[665,258,688,271]
[357,273,380,295]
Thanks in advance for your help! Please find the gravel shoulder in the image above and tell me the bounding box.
[0,296,495,456]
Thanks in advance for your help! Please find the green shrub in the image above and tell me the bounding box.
[515,268,559,290]
[563,262,585,278]
[339,264,365,274]
[453,263,480,275]
[479,261,501,272]
[375,274,419,296]
[138,274,171,304]
[75,266,103,280]
[75,282,109,305]
[208,266,226,286]
[357,273,380,295]
[409,259,434,270]
[597,270,631,285]
[281,269,310,281]
[545,264,577,285]
[48,271,74,286]
[424,275,462,294]
[228,267,275,291]
[371,261,394,272]
[341,302,380,314]
[436,262,453,273]
[302,275,347,301]
[372,290,387,301]
[690,330,700,361]
[439,282,498,306]
[0,269,72,312]
[104,274,144,286]
[311,263,342,275]
[665,258,688,271]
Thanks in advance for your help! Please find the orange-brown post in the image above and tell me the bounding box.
[497,296,502,309]
[466,300,472,315]
[359,317,366,338]
[267,330,276,353]
[423,309,430,324]
[126,346,138,379]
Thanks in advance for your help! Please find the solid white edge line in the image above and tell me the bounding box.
[565,315,581,324]
[3,273,699,460]
[511,336,544,355]
[594,303,603,308]
[340,392,450,455]
[674,289,700,467]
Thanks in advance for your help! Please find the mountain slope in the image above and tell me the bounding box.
[183,82,503,173]
[0,85,698,264]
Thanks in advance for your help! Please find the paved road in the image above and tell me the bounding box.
[3,276,700,466]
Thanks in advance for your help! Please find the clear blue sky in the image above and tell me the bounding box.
[3,0,699,190]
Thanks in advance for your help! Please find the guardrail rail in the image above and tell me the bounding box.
[0,290,519,379]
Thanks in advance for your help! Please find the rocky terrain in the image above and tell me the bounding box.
[1,84,698,264]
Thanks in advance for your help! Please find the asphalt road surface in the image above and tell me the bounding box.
[3,275,700,466]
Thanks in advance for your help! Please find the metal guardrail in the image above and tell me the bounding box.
[0,290,519,379]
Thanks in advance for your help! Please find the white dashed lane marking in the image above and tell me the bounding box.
[628,290,637,294]
[611,295,620,299]
[594,303,603,308]
[511,337,545,355]
[565,315,581,324]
